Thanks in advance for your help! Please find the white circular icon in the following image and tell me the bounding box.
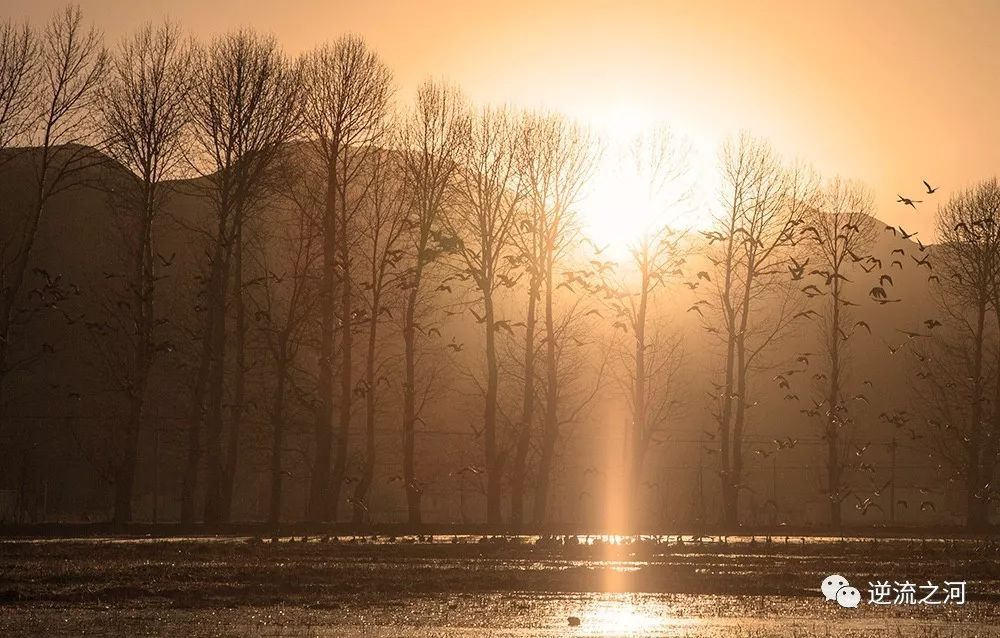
[822,574,849,601]
[836,586,862,608]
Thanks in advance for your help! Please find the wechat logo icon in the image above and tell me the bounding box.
[822,574,861,608]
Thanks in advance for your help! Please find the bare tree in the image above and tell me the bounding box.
[507,143,544,529]
[923,180,1000,528]
[254,175,321,525]
[518,112,598,526]
[183,30,301,523]
[0,7,104,441]
[96,21,190,523]
[394,80,467,524]
[351,147,408,523]
[538,298,608,526]
[300,35,392,522]
[597,129,689,530]
[702,133,816,528]
[801,178,876,526]
[443,106,524,524]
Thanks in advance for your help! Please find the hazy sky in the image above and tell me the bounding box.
[6,0,1000,240]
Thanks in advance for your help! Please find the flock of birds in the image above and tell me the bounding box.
[373,177,963,522]
[19,169,975,525]
[684,178,952,520]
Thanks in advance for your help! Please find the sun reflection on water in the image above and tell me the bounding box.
[585,601,664,635]
[564,595,702,637]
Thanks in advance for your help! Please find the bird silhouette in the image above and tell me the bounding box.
[788,257,809,280]
[923,180,938,194]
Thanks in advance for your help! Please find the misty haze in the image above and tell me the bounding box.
[0,2,999,637]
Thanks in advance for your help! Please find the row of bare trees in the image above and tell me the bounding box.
[2,7,998,529]
[0,9,609,527]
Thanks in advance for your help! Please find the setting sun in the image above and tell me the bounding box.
[579,119,710,257]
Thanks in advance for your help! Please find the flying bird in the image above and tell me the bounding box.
[923,180,938,194]
[897,195,922,209]
[789,257,809,276]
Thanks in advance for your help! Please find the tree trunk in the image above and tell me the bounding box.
[181,239,222,524]
[114,185,156,526]
[220,225,246,522]
[181,330,211,523]
[483,290,502,525]
[727,306,752,529]
[402,259,425,525]
[202,232,233,525]
[827,276,843,527]
[269,343,289,526]
[966,300,987,530]
[717,226,738,529]
[533,247,558,527]
[628,258,650,532]
[510,275,538,529]
[308,165,338,523]
[331,194,353,522]
[352,299,380,525]
[112,397,143,525]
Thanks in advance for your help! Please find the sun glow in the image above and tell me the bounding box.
[578,104,715,259]
[581,166,669,259]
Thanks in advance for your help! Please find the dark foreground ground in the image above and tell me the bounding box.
[1,534,999,636]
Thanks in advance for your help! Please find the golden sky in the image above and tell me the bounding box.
[8,0,1000,240]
